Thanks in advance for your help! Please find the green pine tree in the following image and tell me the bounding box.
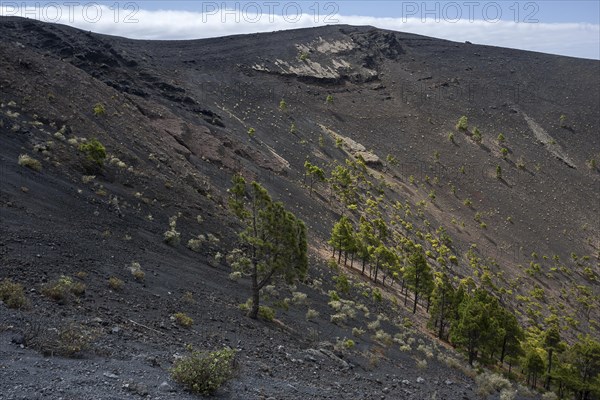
[229,175,308,319]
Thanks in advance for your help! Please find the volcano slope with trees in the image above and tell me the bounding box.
[0,17,599,399]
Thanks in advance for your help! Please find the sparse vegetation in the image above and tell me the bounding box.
[164,215,181,246]
[79,138,106,165]
[279,99,287,111]
[42,276,85,302]
[476,372,512,397]
[93,103,106,116]
[173,312,194,327]
[258,305,275,321]
[0,278,28,309]
[171,347,235,395]
[471,127,482,143]
[108,277,124,291]
[18,154,42,171]
[456,116,468,131]
[306,308,319,321]
[130,262,145,281]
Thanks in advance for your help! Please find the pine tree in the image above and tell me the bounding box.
[524,350,545,388]
[403,247,433,314]
[355,216,374,275]
[329,216,354,264]
[429,272,456,340]
[564,335,600,400]
[497,308,524,366]
[304,161,325,197]
[450,288,500,365]
[229,175,308,319]
[543,323,562,390]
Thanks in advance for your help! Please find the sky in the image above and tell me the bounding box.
[1,1,599,59]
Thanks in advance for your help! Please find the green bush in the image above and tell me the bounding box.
[372,288,382,302]
[471,127,482,143]
[334,275,350,294]
[456,116,468,131]
[258,306,275,321]
[171,347,236,395]
[93,103,106,116]
[0,278,28,309]
[173,312,194,327]
[79,138,106,167]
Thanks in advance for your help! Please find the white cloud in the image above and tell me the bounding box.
[1,5,598,59]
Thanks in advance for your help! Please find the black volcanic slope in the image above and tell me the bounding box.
[0,17,598,399]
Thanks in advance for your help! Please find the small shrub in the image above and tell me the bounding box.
[173,312,194,328]
[247,127,255,138]
[335,338,355,351]
[325,95,334,104]
[456,116,468,131]
[305,308,319,321]
[228,271,242,281]
[373,330,392,346]
[79,138,106,167]
[334,275,350,294]
[352,327,365,337]
[471,127,482,143]
[42,276,85,302]
[93,103,106,116]
[497,133,505,143]
[448,132,455,143]
[330,312,348,325]
[182,291,195,304]
[476,372,512,397]
[367,319,380,331]
[130,262,145,281]
[18,154,42,171]
[372,288,382,302]
[279,99,287,111]
[164,215,180,246]
[500,147,509,158]
[500,389,517,400]
[171,347,235,395]
[416,358,428,369]
[108,277,124,291]
[258,306,275,321]
[291,291,307,305]
[328,290,340,302]
[38,323,96,358]
[0,279,28,309]
[81,175,96,184]
[187,235,206,252]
